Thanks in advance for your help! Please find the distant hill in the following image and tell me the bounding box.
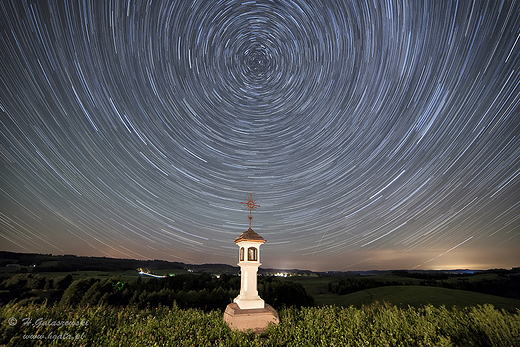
[1,251,517,276]
[0,251,187,273]
[0,251,320,275]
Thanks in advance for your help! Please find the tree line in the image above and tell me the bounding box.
[0,273,314,310]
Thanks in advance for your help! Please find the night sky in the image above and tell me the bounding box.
[1,0,519,271]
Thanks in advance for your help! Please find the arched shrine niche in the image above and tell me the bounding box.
[247,247,257,261]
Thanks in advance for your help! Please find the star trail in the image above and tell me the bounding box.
[1,0,519,271]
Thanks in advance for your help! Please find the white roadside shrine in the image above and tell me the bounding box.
[233,228,266,309]
[223,195,279,333]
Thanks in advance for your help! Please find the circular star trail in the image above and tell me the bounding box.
[1,0,519,271]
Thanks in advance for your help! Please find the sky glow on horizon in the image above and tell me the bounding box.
[1,0,519,271]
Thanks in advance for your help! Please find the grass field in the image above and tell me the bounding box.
[2,301,519,346]
[2,268,519,345]
[277,275,520,312]
[316,286,520,311]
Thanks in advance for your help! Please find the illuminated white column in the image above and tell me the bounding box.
[233,232,265,309]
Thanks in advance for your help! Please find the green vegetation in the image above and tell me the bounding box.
[2,253,519,345]
[0,273,314,311]
[276,271,520,312]
[321,286,520,312]
[1,301,519,346]
[324,271,520,300]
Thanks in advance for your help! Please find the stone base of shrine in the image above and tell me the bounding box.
[223,303,279,334]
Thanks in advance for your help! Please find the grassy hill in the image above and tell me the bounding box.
[315,285,520,312]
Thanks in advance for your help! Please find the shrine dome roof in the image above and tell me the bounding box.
[234,228,266,243]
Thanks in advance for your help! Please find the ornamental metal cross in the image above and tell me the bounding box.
[241,194,260,229]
